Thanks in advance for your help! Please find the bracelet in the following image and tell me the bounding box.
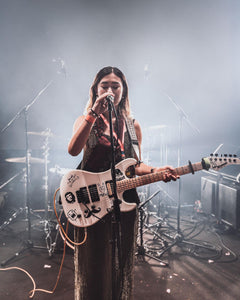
[136,160,143,166]
[85,114,96,125]
[90,108,99,118]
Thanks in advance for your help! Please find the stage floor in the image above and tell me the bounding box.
[0,208,240,300]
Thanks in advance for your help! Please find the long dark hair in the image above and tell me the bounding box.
[85,66,131,117]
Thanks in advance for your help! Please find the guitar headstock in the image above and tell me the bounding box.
[206,154,240,171]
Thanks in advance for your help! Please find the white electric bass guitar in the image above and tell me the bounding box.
[60,154,240,227]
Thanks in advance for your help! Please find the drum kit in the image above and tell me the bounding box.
[0,129,70,264]
[0,68,71,265]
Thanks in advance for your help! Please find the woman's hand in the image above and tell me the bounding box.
[151,165,179,182]
[92,92,114,115]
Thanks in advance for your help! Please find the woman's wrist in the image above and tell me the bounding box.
[85,111,97,125]
[89,107,99,118]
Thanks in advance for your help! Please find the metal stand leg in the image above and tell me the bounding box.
[137,192,169,266]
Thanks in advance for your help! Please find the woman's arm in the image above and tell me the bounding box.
[133,120,178,181]
[68,92,115,156]
[68,111,96,156]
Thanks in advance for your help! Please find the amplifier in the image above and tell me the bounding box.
[218,184,240,229]
[201,176,240,229]
[201,177,217,216]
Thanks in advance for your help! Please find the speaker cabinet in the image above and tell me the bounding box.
[218,184,240,229]
[201,176,240,229]
[201,177,216,216]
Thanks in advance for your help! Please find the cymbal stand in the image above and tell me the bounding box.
[41,130,57,256]
[42,131,51,219]
[137,190,168,266]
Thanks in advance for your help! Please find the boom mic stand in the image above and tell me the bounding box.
[155,92,214,259]
[1,81,53,266]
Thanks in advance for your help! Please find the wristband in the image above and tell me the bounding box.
[90,108,99,118]
[85,114,96,125]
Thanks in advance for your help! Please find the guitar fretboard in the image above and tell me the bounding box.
[117,161,203,192]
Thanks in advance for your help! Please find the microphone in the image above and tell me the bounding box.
[106,95,114,102]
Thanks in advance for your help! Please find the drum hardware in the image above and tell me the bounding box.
[137,190,169,266]
[0,169,26,231]
[26,128,58,256]
[41,130,51,220]
[46,211,75,256]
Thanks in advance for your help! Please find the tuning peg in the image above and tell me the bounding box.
[229,154,232,157]
[215,153,218,157]
[224,154,227,157]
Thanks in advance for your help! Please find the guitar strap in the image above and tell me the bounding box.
[125,117,140,163]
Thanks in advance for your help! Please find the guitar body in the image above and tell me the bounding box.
[60,158,137,228]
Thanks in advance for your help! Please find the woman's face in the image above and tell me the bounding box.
[96,73,124,107]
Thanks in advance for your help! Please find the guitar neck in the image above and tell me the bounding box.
[117,161,204,192]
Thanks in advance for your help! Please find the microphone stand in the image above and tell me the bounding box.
[106,98,122,300]
[1,81,53,266]
[154,92,215,259]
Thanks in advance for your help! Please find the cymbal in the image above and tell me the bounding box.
[5,157,46,164]
[27,131,54,137]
